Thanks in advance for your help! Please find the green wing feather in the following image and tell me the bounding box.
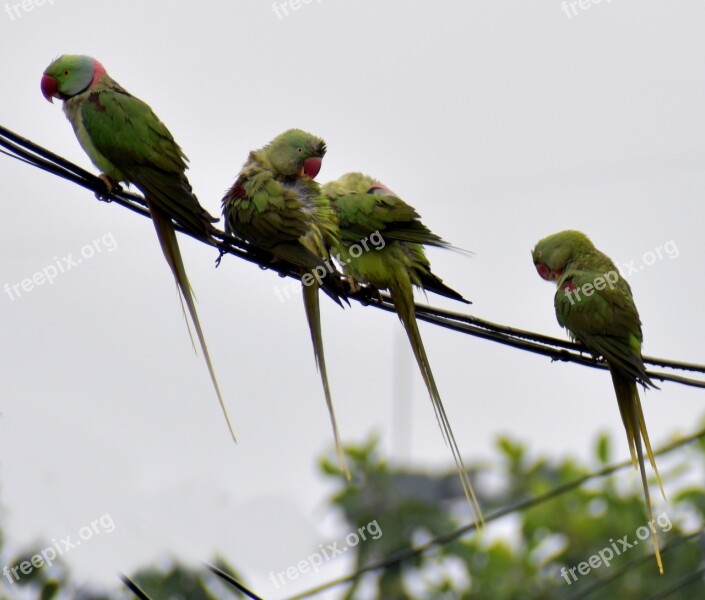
[79,85,217,236]
[223,169,329,271]
[333,191,451,248]
[551,255,665,574]
[222,139,349,477]
[326,173,480,522]
[75,82,234,441]
[328,182,469,303]
[554,267,653,385]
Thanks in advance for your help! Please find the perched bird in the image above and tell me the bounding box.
[323,172,482,524]
[41,55,235,441]
[532,230,666,573]
[222,129,349,478]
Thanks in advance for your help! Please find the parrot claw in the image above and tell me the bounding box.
[95,174,120,202]
[214,248,226,268]
[353,283,383,306]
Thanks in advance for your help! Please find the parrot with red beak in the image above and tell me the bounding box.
[222,129,350,478]
[41,54,235,441]
[532,230,666,573]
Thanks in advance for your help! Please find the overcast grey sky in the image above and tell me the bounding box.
[1,0,704,597]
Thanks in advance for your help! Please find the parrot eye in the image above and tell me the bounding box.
[297,147,303,153]
[63,70,69,76]
[536,251,542,258]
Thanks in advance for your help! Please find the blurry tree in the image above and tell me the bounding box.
[1,423,705,599]
[0,549,246,599]
[320,424,705,599]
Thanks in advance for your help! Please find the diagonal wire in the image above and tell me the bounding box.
[382,299,705,388]
[413,303,705,374]
[0,124,348,303]
[644,563,705,600]
[282,425,705,600]
[2,123,705,387]
[205,562,266,599]
[567,528,705,600]
[119,573,154,600]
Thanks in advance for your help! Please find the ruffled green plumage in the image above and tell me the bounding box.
[325,172,482,526]
[222,129,350,479]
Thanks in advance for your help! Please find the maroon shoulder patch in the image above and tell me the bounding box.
[227,176,247,201]
[88,93,107,113]
[562,279,577,292]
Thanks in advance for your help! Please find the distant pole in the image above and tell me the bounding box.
[392,330,412,459]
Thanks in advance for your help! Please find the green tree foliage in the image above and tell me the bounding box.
[321,427,705,599]
[0,550,246,599]
[1,427,704,599]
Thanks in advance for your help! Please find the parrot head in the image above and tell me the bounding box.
[41,54,105,103]
[368,182,396,196]
[323,172,370,197]
[324,172,396,197]
[265,129,326,179]
[532,230,593,282]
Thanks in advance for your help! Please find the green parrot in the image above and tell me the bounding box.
[221,129,350,478]
[322,172,482,525]
[532,230,666,573]
[40,55,235,441]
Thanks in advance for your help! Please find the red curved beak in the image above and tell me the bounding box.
[41,74,59,103]
[302,156,322,180]
[536,263,553,281]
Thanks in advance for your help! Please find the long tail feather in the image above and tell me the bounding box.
[635,395,667,501]
[302,282,350,479]
[417,269,471,304]
[630,395,664,575]
[150,207,236,442]
[389,279,483,528]
[611,369,665,573]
